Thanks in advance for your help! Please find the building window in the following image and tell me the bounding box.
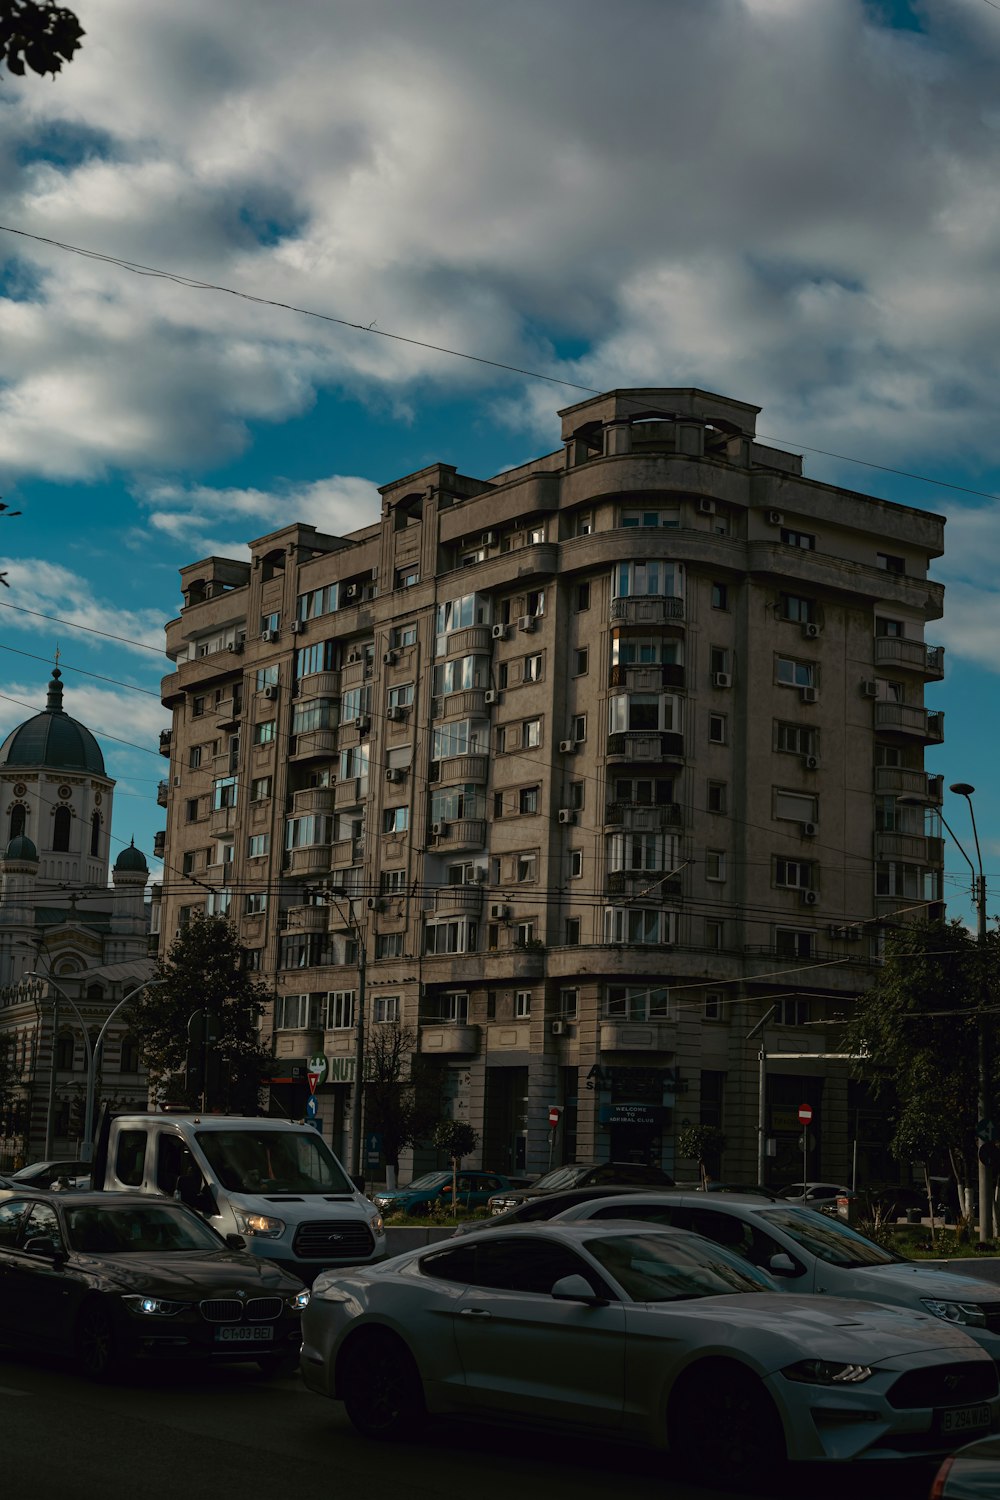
[380,869,407,894]
[432,992,469,1023]
[564,917,581,945]
[569,780,584,810]
[119,1035,140,1072]
[576,582,591,612]
[55,1031,75,1071]
[877,553,905,575]
[328,991,356,1029]
[774,858,814,890]
[776,656,816,689]
[603,908,676,945]
[705,851,726,882]
[576,512,593,536]
[515,990,532,1018]
[256,664,279,692]
[9,804,26,841]
[705,920,724,951]
[374,996,401,1023]
[515,921,535,947]
[574,648,589,676]
[251,776,272,801]
[53,805,71,852]
[711,582,729,610]
[605,985,671,1021]
[708,713,727,745]
[396,567,419,590]
[572,714,587,743]
[244,892,267,915]
[382,806,409,834]
[192,696,205,718]
[185,798,200,823]
[560,987,580,1018]
[777,997,810,1025]
[774,722,817,756]
[570,849,583,878]
[621,507,680,529]
[247,833,270,858]
[709,646,730,677]
[704,993,723,1022]
[213,777,238,811]
[392,623,418,649]
[387,683,414,709]
[424,919,478,955]
[774,790,818,824]
[875,617,904,637]
[189,746,202,769]
[253,721,275,746]
[519,786,539,815]
[523,653,543,683]
[707,780,727,814]
[779,593,816,624]
[515,853,537,883]
[529,525,546,545]
[523,718,541,749]
[780,528,815,550]
[90,811,101,857]
[375,933,404,959]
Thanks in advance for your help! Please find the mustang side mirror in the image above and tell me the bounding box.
[551,1274,607,1306]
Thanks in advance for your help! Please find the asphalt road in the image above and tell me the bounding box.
[0,1348,944,1500]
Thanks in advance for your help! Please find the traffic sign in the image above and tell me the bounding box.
[305,1095,317,1118]
[798,1104,813,1125]
[548,1106,562,1129]
[307,1055,326,1095]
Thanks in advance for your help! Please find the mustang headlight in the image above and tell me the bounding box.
[123,1295,186,1317]
[287,1289,311,1312]
[234,1211,285,1239]
[921,1298,987,1327]
[782,1360,874,1385]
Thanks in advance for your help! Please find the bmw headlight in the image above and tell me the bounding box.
[287,1289,311,1312]
[123,1295,186,1317]
[921,1298,987,1327]
[782,1360,874,1385]
[234,1211,285,1239]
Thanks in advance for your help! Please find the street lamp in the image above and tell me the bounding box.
[898,782,992,1243]
[747,1004,778,1187]
[26,971,165,1163]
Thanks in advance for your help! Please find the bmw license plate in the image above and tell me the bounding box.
[939,1404,993,1435]
[214,1326,275,1343]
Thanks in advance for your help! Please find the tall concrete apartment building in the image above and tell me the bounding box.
[156,387,946,1186]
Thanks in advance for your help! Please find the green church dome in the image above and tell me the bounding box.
[114,839,148,874]
[4,834,38,862]
[0,669,105,776]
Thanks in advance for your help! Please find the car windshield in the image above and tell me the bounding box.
[524,1166,592,1193]
[758,1206,906,1266]
[66,1204,224,1255]
[586,1231,774,1302]
[403,1173,449,1191]
[195,1129,353,1195]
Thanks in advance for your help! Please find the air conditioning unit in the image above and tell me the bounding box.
[367,897,385,912]
[263,685,279,701]
[518,615,536,633]
[475,867,488,883]
[290,621,303,635]
[698,498,716,515]
[550,1020,566,1036]
[558,809,577,825]
[803,754,819,771]
[261,629,276,643]
[802,821,818,837]
[491,623,508,640]
[713,672,732,689]
[432,821,449,838]
[383,650,397,666]
[386,706,402,722]
[385,767,403,783]
[344,584,358,600]
[484,689,499,705]
[800,686,819,704]
[766,510,783,526]
[802,623,821,640]
[481,531,496,546]
[172,775,181,787]
[489,903,510,920]
[226,641,244,654]
[559,739,576,754]
[353,715,371,732]
[347,650,361,664]
[861,680,878,697]
[801,890,819,906]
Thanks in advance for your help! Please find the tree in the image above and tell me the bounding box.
[677,1123,726,1188]
[130,914,272,1114]
[432,1117,479,1208]
[1,1,84,79]
[844,919,996,1222]
[363,1023,439,1190]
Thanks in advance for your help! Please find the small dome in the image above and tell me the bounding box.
[0,669,105,776]
[4,834,38,862]
[114,839,148,874]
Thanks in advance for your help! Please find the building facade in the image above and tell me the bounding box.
[156,387,946,1184]
[0,669,154,1165]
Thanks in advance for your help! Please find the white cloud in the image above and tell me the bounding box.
[0,557,166,655]
[134,474,382,557]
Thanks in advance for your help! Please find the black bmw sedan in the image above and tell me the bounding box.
[0,1191,309,1380]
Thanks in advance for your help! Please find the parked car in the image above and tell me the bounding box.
[372,1171,511,1217]
[300,1220,999,1480]
[486,1161,674,1215]
[549,1192,1000,1365]
[930,1434,1000,1497]
[0,1190,309,1379]
[8,1159,90,1189]
[452,1182,684,1235]
[777,1182,851,1206]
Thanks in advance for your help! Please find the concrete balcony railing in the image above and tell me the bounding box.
[335,777,367,810]
[209,806,237,836]
[608,664,685,691]
[436,753,489,785]
[288,844,332,877]
[417,1023,482,1055]
[609,596,685,626]
[329,837,361,870]
[440,625,493,657]
[874,768,943,801]
[431,818,487,850]
[604,801,682,830]
[157,780,169,807]
[434,885,485,917]
[606,870,684,900]
[297,670,340,698]
[874,704,945,743]
[606,731,685,763]
[159,729,172,757]
[290,729,339,761]
[436,687,487,719]
[599,1019,676,1052]
[152,831,166,858]
[291,785,336,816]
[340,656,371,689]
[283,904,329,933]
[874,638,945,679]
[874,831,945,865]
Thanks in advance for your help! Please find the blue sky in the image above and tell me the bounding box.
[1,0,999,922]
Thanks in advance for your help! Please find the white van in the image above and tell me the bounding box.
[91,1112,386,1284]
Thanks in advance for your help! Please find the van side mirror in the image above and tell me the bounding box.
[768,1252,802,1277]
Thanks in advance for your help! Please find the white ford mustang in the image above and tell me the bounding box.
[301,1222,999,1479]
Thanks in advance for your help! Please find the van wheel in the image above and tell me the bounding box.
[75,1299,122,1382]
[668,1361,785,1487]
[339,1328,425,1441]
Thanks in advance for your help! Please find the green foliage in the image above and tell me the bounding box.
[131,914,271,1114]
[364,1023,440,1169]
[844,919,993,1198]
[677,1123,726,1167]
[1,1,84,78]
[432,1117,479,1164]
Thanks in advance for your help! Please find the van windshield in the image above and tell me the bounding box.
[195,1130,354,1195]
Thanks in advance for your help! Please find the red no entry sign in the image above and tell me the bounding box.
[548,1106,561,1128]
[798,1104,813,1125]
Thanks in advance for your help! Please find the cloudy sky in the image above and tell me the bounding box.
[0,0,998,915]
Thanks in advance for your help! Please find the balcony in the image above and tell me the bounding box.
[290,729,339,761]
[874,638,945,679]
[875,704,945,743]
[431,818,487,851]
[329,837,361,870]
[442,625,493,657]
[156,780,169,808]
[874,768,943,801]
[604,801,682,830]
[297,670,340,698]
[608,664,685,691]
[434,885,485,917]
[875,831,945,864]
[288,844,332,877]
[215,696,240,729]
[209,806,237,836]
[436,687,486,719]
[340,656,371,689]
[417,1023,481,1055]
[153,831,166,858]
[436,753,489,785]
[606,870,683,900]
[599,1019,675,1052]
[609,596,685,626]
[335,777,367,810]
[284,904,329,933]
[291,785,336,816]
[159,729,172,758]
[606,731,684,763]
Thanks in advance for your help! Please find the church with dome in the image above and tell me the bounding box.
[0,668,154,1165]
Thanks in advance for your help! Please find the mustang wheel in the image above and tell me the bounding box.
[668,1361,785,1486]
[75,1300,121,1382]
[340,1328,425,1441]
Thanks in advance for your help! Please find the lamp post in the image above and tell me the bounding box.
[747,1004,778,1187]
[26,970,92,1159]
